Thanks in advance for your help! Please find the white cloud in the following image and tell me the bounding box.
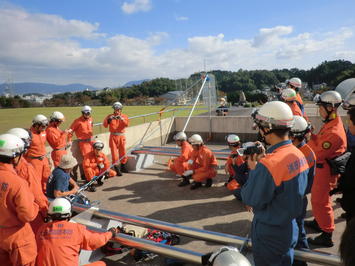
[0,7,354,87]
[121,0,152,14]
[176,16,189,21]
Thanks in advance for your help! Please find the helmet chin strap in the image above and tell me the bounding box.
[322,104,335,123]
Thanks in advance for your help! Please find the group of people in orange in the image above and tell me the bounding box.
[0,102,129,265]
[1,75,355,265]
[168,77,355,265]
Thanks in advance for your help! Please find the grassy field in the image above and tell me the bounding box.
[0,105,206,134]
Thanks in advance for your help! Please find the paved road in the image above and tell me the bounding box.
[83,144,345,266]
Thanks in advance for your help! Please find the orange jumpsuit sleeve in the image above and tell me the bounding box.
[121,114,129,127]
[14,181,39,223]
[309,133,345,162]
[80,226,112,250]
[46,128,67,148]
[103,114,111,128]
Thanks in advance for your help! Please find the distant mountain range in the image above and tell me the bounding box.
[0,82,97,95]
[122,79,150,87]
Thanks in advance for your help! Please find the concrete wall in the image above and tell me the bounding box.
[173,115,348,143]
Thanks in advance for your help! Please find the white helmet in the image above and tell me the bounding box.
[7,128,32,150]
[281,88,297,102]
[93,140,104,150]
[220,97,226,102]
[188,134,203,145]
[209,246,251,266]
[48,197,72,219]
[227,134,240,145]
[50,111,65,122]
[252,101,294,129]
[290,116,311,138]
[32,114,49,127]
[0,134,25,158]
[81,105,92,114]
[287,77,302,89]
[112,101,123,110]
[314,90,342,107]
[343,94,355,110]
[173,131,187,141]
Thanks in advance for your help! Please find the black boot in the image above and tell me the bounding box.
[114,165,122,176]
[121,163,129,173]
[304,219,322,232]
[88,184,96,192]
[97,174,106,186]
[307,231,334,247]
[190,181,202,190]
[224,176,233,186]
[178,176,190,187]
[205,179,213,188]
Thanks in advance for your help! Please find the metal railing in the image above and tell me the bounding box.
[72,203,341,266]
[92,107,208,134]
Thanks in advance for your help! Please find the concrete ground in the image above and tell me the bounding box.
[81,143,346,266]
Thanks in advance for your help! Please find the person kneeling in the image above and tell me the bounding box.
[83,140,117,192]
[178,134,217,190]
[36,197,118,266]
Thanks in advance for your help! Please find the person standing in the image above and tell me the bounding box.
[7,127,49,234]
[103,102,129,175]
[306,91,347,247]
[25,114,51,192]
[241,101,309,265]
[46,111,71,167]
[168,131,193,178]
[336,107,355,222]
[0,134,39,266]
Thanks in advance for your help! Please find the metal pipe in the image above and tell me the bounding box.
[86,225,204,264]
[72,204,341,265]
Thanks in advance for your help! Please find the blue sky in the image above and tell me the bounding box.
[1,0,355,87]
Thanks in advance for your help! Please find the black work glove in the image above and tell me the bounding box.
[107,117,113,124]
[108,227,117,238]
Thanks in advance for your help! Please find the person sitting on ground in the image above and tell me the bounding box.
[168,131,193,178]
[178,134,218,190]
[46,154,79,198]
[36,197,119,266]
[83,140,117,192]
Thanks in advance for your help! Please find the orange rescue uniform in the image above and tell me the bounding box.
[25,128,51,192]
[103,113,129,165]
[225,151,244,177]
[15,157,48,233]
[83,151,116,181]
[168,141,193,176]
[46,123,68,167]
[69,116,94,157]
[286,101,303,117]
[308,117,347,232]
[0,163,39,266]
[36,220,112,266]
[189,145,218,182]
